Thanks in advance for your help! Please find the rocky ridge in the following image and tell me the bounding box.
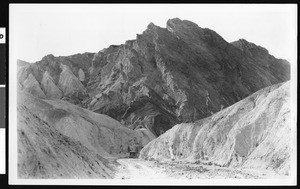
[140,81,291,176]
[16,17,292,179]
[41,71,63,99]
[17,18,290,137]
[21,73,46,99]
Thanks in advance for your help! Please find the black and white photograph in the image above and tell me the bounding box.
[9,4,297,185]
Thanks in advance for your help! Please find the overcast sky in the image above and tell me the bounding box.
[10,4,297,64]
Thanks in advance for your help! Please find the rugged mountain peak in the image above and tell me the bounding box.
[167,17,199,29]
[86,18,289,136]
[231,39,269,56]
[166,17,202,35]
[167,17,182,24]
[166,18,211,52]
[41,71,63,99]
[147,22,157,30]
[166,18,226,47]
[22,73,46,99]
[17,18,290,137]
[41,54,55,62]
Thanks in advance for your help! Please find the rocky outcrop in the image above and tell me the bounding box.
[41,71,63,99]
[17,18,290,137]
[18,53,94,106]
[57,64,87,95]
[231,39,269,57]
[57,64,90,106]
[21,73,46,99]
[78,68,85,82]
[16,17,292,179]
[86,18,290,136]
[231,39,290,82]
[140,81,291,176]
[24,53,94,85]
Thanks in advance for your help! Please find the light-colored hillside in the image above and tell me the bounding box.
[140,81,291,176]
[17,92,154,178]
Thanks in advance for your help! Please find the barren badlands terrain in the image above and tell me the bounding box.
[17,18,291,179]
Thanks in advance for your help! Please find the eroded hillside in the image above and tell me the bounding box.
[140,81,291,176]
[17,18,290,137]
[17,91,155,178]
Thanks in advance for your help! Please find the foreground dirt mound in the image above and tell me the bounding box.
[140,81,291,176]
[18,97,114,178]
[17,92,154,178]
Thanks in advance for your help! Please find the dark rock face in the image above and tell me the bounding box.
[231,39,290,82]
[17,18,290,137]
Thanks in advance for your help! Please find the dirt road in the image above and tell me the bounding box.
[114,158,173,179]
[113,158,287,179]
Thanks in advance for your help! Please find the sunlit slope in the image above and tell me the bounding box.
[140,81,291,175]
[17,92,154,178]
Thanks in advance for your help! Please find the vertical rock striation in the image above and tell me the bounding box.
[140,81,291,176]
[17,18,290,136]
[41,71,63,99]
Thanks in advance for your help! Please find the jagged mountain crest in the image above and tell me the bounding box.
[16,17,292,179]
[231,38,269,57]
[17,18,290,137]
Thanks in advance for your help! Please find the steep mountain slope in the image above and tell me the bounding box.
[41,71,63,99]
[18,53,94,85]
[17,91,154,178]
[18,104,115,178]
[140,81,291,176]
[57,64,87,96]
[87,18,289,136]
[231,39,290,82]
[21,73,46,99]
[17,18,290,137]
[17,53,94,106]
